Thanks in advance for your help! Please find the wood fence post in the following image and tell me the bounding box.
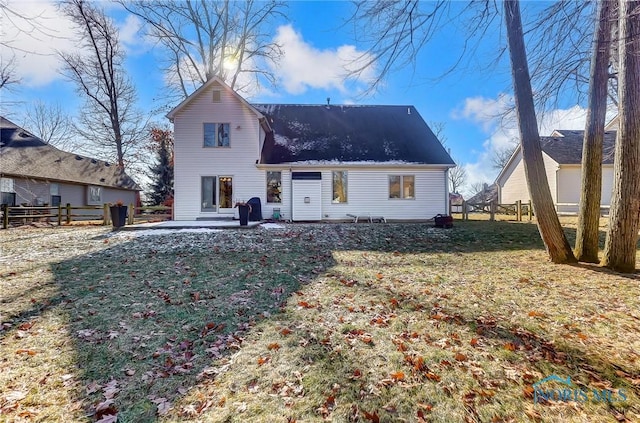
[58,204,62,226]
[2,204,8,229]
[103,204,109,226]
[462,201,467,221]
[528,200,533,220]
[66,203,71,224]
[128,203,134,225]
[490,201,496,221]
[516,200,522,222]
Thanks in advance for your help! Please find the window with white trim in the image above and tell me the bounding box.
[332,171,348,203]
[203,123,230,147]
[266,171,282,203]
[389,175,415,199]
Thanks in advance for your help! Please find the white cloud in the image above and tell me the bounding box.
[452,95,588,196]
[1,0,77,87]
[1,1,153,87]
[272,24,376,96]
[117,14,145,53]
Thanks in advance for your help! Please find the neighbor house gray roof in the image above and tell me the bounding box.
[541,130,616,165]
[0,117,140,190]
[467,183,498,204]
[253,104,455,166]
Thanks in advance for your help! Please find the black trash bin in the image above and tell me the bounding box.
[237,205,250,226]
[247,197,262,221]
[110,205,128,229]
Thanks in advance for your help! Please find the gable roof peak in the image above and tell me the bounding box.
[166,76,264,121]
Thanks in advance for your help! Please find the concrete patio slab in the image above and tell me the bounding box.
[121,220,261,230]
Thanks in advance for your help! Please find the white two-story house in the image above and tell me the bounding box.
[167,77,455,221]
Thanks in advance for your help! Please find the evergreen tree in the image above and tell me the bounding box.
[148,128,174,206]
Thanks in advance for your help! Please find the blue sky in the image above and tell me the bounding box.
[0,0,591,195]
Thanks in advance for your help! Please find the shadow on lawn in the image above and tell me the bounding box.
[2,222,637,421]
[45,229,342,421]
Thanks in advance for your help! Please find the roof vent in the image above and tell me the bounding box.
[105,162,110,167]
[75,155,83,160]
[91,159,97,164]
[407,107,411,115]
[100,178,106,182]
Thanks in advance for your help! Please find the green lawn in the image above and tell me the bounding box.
[1,221,638,422]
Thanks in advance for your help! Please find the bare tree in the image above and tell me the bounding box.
[20,101,75,150]
[504,0,575,263]
[59,0,147,170]
[575,0,615,263]
[120,0,285,103]
[491,143,518,170]
[448,164,467,194]
[601,0,640,273]
[0,55,19,90]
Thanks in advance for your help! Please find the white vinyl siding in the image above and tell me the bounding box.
[499,150,559,204]
[173,83,264,220]
[320,169,445,220]
[556,165,614,213]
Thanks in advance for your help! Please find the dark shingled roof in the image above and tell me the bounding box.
[253,104,455,166]
[541,130,616,165]
[0,117,140,190]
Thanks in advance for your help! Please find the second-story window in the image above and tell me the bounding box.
[204,123,230,147]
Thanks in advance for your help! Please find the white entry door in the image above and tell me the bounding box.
[292,172,322,221]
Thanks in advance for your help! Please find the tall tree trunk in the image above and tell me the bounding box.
[601,0,640,273]
[575,0,614,263]
[504,0,576,263]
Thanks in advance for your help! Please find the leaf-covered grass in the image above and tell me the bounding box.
[1,221,638,422]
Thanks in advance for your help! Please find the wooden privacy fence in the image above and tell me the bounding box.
[459,200,533,222]
[1,203,172,229]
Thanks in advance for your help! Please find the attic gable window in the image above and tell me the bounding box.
[212,90,221,102]
[389,175,414,199]
[203,123,230,147]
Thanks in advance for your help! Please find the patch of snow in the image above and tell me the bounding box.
[280,160,428,166]
[261,223,285,229]
[110,228,222,238]
[274,133,292,147]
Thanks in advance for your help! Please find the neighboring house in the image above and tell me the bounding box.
[167,77,455,221]
[467,183,498,205]
[496,130,616,214]
[0,117,140,211]
[449,192,464,213]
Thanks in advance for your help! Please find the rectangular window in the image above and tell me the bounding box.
[332,171,348,203]
[201,176,216,211]
[204,123,230,147]
[389,175,415,199]
[218,176,233,208]
[50,183,61,207]
[0,177,14,193]
[266,171,282,203]
[1,192,16,206]
[403,175,415,199]
[1,178,15,206]
[212,90,221,103]
[87,185,102,205]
